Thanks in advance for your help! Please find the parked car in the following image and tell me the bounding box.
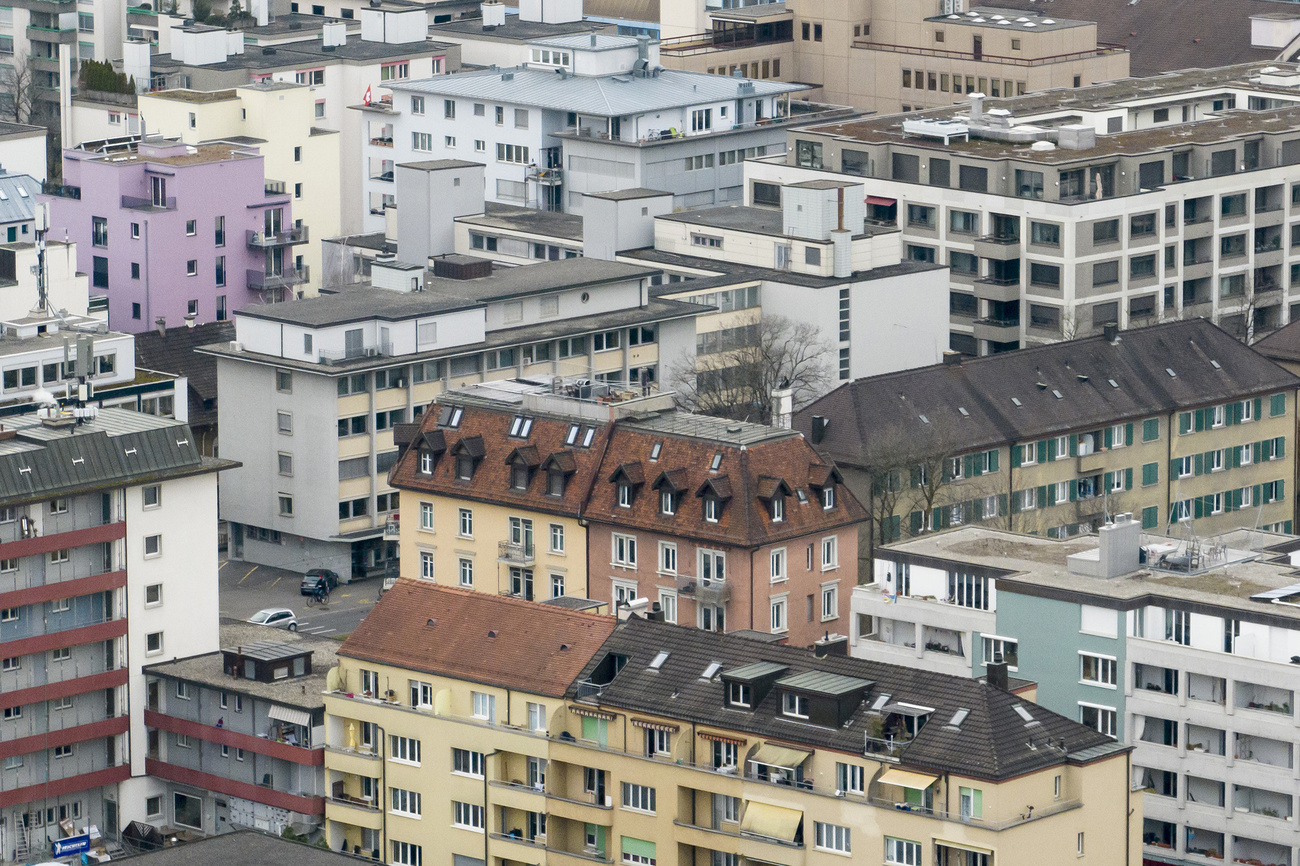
[300,568,340,595]
[247,608,298,631]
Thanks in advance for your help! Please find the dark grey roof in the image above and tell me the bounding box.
[540,595,606,611]
[457,202,583,242]
[569,617,1124,781]
[796,318,1300,468]
[627,247,943,291]
[399,158,484,171]
[584,187,671,201]
[1253,319,1300,364]
[432,16,600,41]
[133,321,235,428]
[0,408,231,503]
[114,830,357,866]
[150,36,450,73]
[0,121,44,139]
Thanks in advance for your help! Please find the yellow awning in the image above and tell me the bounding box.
[739,802,803,842]
[878,768,940,790]
[936,840,995,856]
[749,743,811,770]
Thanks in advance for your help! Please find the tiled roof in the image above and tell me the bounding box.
[338,581,616,697]
[388,403,611,516]
[583,423,868,546]
[133,321,234,428]
[795,318,1300,468]
[570,617,1125,781]
[1254,319,1300,363]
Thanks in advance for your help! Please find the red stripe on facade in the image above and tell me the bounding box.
[2,618,128,660]
[145,759,325,815]
[0,522,126,561]
[0,765,130,809]
[0,570,126,611]
[0,668,129,712]
[144,710,324,766]
[0,715,129,760]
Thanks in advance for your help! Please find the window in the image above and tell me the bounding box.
[770,548,786,582]
[728,681,752,708]
[613,533,637,567]
[144,535,161,557]
[472,691,496,722]
[659,542,677,574]
[821,536,838,569]
[390,788,421,816]
[814,823,850,854]
[1166,609,1190,645]
[621,783,656,813]
[782,692,809,718]
[836,763,864,795]
[49,548,69,564]
[770,596,787,633]
[452,802,484,830]
[412,132,432,152]
[452,748,483,776]
[91,216,108,247]
[419,552,434,580]
[391,735,420,763]
[391,843,421,866]
[146,632,163,654]
[982,635,1018,668]
[275,369,292,393]
[821,584,838,620]
[1080,653,1117,686]
[1079,703,1116,737]
[458,508,473,537]
[885,839,921,865]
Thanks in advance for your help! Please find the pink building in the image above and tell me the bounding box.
[585,418,867,647]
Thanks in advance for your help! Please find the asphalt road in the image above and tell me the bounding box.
[218,559,378,639]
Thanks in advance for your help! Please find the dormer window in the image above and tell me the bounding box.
[704,496,719,523]
[660,490,675,515]
[822,486,835,509]
[728,682,751,708]
[618,482,632,508]
[772,496,785,522]
[547,470,566,497]
[456,455,475,480]
[419,451,433,474]
[782,692,809,719]
[511,464,530,490]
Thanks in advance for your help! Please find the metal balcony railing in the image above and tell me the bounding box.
[121,195,175,211]
[246,266,308,291]
[246,225,309,247]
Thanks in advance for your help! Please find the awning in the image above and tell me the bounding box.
[268,705,312,727]
[750,743,811,770]
[739,802,803,843]
[866,195,897,206]
[936,840,995,856]
[699,730,747,745]
[631,718,680,733]
[569,705,616,720]
[878,768,939,790]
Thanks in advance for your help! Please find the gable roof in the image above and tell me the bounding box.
[133,321,235,429]
[338,581,616,697]
[570,617,1124,781]
[1254,318,1300,364]
[796,318,1300,468]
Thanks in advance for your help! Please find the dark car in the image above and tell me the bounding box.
[300,568,340,595]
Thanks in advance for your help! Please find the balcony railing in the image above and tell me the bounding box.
[498,540,535,564]
[573,679,606,701]
[317,341,393,364]
[246,266,308,291]
[40,182,81,200]
[246,225,309,247]
[264,180,286,196]
[121,195,175,211]
[675,574,730,603]
[369,137,393,148]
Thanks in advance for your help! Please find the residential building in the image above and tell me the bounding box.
[1255,314,1300,379]
[43,136,298,333]
[141,623,337,838]
[0,408,232,860]
[365,25,824,222]
[0,173,44,248]
[133,82,342,295]
[0,237,94,321]
[324,580,1140,866]
[850,517,1300,866]
[428,2,619,69]
[655,1,1128,114]
[202,256,707,580]
[132,320,235,456]
[746,62,1300,354]
[0,124,49,184]
[796,318,1300,564]
[68,829,374,866]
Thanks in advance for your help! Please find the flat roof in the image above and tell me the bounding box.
[925,6,1094,31]
[658,204,887,241]
[432,16,600,41]
[398,158,484,171]
[625,408,801,446]
[456,202,583,242]
[584,187,671,201]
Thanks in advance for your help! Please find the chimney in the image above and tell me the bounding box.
[645,602,665,623]
[813,632,848,658]
[184,313,197,329]
[1103,322,1119,343]
[810,415,828,445]
[942,350,962,366]
[771,382,793,429]
[154,317,166,338]
[968,92,985,124]
[986,661,1009,690]
[480,0,505,28]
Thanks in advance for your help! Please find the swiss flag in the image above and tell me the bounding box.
[363,85,372,105]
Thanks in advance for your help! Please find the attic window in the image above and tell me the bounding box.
[1011,398,1022,407]
[701,662,722,680]
[440,406,462,427]
[796,489,808,504]
[1013,704,1035,723]
[1052,390,1063,399]
[771,496,785,522]
[649,651,669,670]
[1165,368,1176,378]
[547,469,566,497]
[948,708,970,727]
[511,464,531,490]
[659,489,675,515]
[618,482,633,508]
[456,455,476,481]
[728,681,752,708]
[782,692,810,719]
[582,427,596,448]
[871,693,892,711]
[650,442,662,461]
[1108,379,1119,388]
[704,496,720,523]
[919,414,930,424]
[958,407,969,416]
[1210,360,1221,369]
[710,452,723,471]
[566,424,579,445]
[821,486,835,510]
[509,416,533,437]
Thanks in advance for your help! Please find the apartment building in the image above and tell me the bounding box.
[132,82,341,295]
[796,318,1300,561]
[0,407,231,860]
[850,517,1300,866]
[0,123,48,183]
[141,623,338,839]
[324,580,1139,866]
[745,62,1300,355]
[655,1,1127,113]
[43,136,298,333]
[428,0,619,68]
[203,256,706,580]
[132,320,235,456]
[366,22,818,221]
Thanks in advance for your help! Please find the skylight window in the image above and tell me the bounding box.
[1013,704,1034,722]
[796,489,808,504]
[509,416,533,437]
[1108,379,1118,388]
[1210,360,1221,369]
[449,407,463,427]
[1166,368,1176,378]
[958,407,969,416]
[918,414,930,424]
[871,693,892,711]
[948,708,970,727]
[1052,390,1063,399]
[710,452,723,471]
[566,424,579,445]
[16,186,27,198]
[650,442,662,461]
[582,427,595,447]
[649,651,669,670]
[1011,397,1022,406]
[701,662,722,680]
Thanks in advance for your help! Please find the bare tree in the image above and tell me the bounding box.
[0,56,36,124]
[671,314,832,423]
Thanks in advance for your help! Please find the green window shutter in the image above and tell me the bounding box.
[1232,401,1243,424]
[997,493,1007,516]
[1287,521,1294,534]
[1125,467,1134,490]
[1038,440,1048,463]
[1278,479,1285,500]
[1195,409,1206,431]
[910,466,921,489]
[1170,458,1180,477]
[1038,484,1049,506]
[1010,491,1020,514]
[1272,393,1286,416]
[910,511,923,535]
[1069,433,1078,456]
[1104,427,1113,450]
[1224,491,1234,513]
[1233,488,1243,510]
[1194,453,1204,475]
[1277,437,1286,458]
[1141,505,1158,529]
[1255,397,1264,420]
[1254,484,1263,505]
[972,789,983,819]
[887,515,901,541]
[1230,445,1240,468]
[933,506,944,529]
[1047,438,1057,461]
[1143,463,1157,486]
[964,454,975,478]
[1194,497,1204,519]
[1178,412,1191,435]
[988,449,998,472]
[1104,471,1113,490]
[1125,423,1134,446]
[1254,441,1263,463]
[972,498,984,520]
[621,838,656,861]
[1069,481,1078,502]
[1144,418,1159,441]
[1011,445,1022,468]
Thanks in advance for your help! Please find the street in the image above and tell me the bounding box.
[218,559,378,638]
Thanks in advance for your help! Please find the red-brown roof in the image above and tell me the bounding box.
[584,427,868,546]
[338,581,616,697]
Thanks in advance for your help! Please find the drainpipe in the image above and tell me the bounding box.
[484,749,501,865]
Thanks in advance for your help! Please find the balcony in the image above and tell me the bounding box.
[41,182,81,200]
[121,194,175,211]
[676,574,730,603]
[974,235,1020,259]
[264,180,287,196]
[1234,784,1293,822]
[246,266,308,292]
[972,276,1021,303]
[972,317,1019,343]
[1234,680,1292,715]
[318,340,393,365]
[246,225,309,248]
[497,541,535,566]
[26,25,77,43]
[534,167,563,186]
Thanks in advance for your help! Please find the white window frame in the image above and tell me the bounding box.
[821,535,838,570]
[770,547,787,583]
[770,595,788,633]
[821,582,839,621]
[1079,652,1117,688]
[612,533,637,568]
[813,822,850,854]
[471,691,496,723]
[419,501,434,531]
[659,541,677,575]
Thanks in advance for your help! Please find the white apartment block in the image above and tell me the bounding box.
[746,61,1300,356]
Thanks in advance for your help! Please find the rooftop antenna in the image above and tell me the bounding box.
[32,201,48,316]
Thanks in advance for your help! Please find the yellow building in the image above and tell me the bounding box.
[323,581,1141,866]
[137,82,343,296]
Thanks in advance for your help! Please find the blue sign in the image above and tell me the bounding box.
[52,835,91,857]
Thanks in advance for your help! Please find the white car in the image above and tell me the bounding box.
[248,608,298,631]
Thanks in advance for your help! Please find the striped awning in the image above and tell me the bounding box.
[569,705,616,720]
[699,730,747,745]
[268,705,312,727]
[631,718,680,732]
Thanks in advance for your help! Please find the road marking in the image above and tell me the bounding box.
[238,566,259,584]
[271,576,282,587]
[313,628,337,635]
[340,593,351,598]
[218,561,230,571]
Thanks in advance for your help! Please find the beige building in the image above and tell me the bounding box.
[323,581,1140,866]
[657,1,1128,113]
[136,82,342,296]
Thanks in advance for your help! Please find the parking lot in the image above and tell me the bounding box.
[218,559,379,638]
